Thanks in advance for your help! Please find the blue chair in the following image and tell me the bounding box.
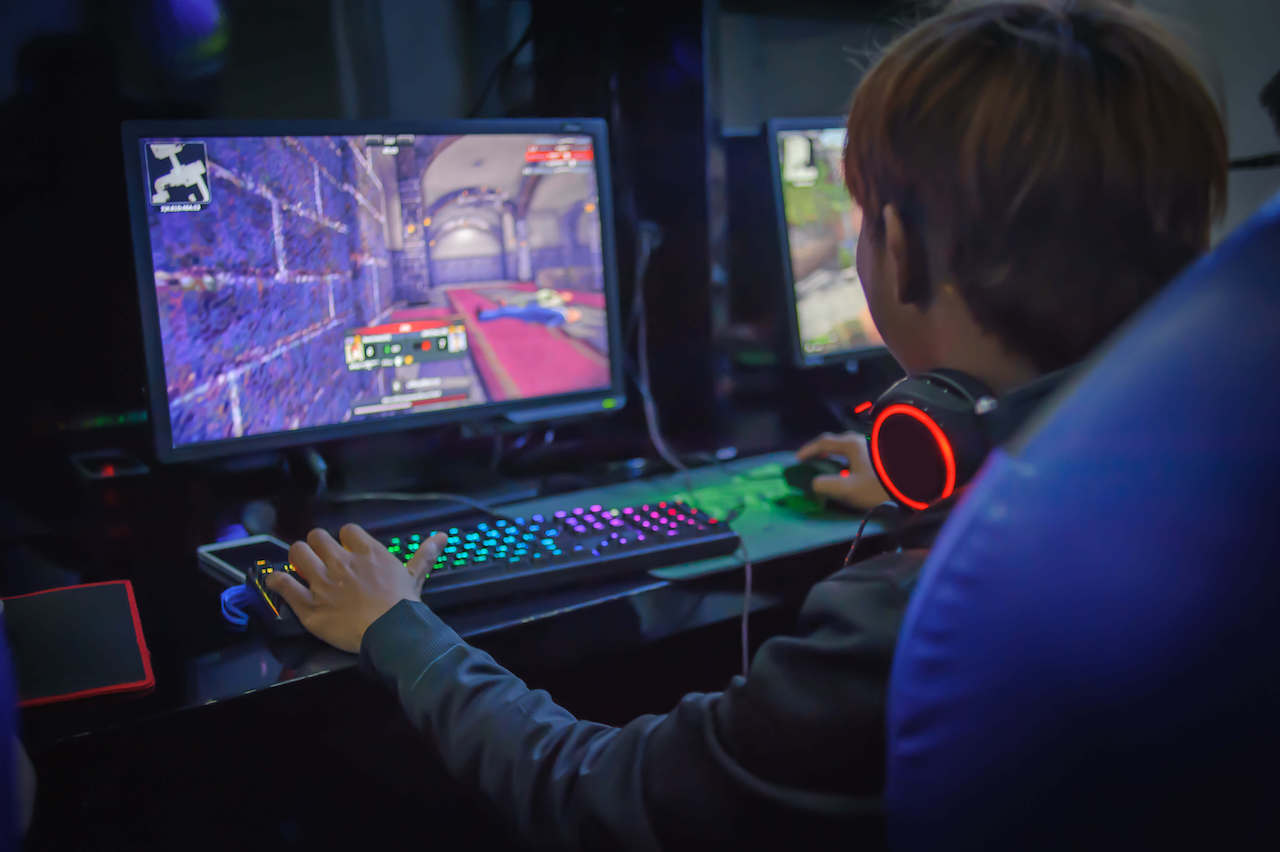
[885,193,1280,849]
[0,611,16,850]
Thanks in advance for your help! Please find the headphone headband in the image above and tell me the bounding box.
[975,366,1075,446]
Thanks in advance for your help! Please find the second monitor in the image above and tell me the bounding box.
[767,118,884,367]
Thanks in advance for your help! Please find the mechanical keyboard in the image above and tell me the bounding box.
[376,500,739,609]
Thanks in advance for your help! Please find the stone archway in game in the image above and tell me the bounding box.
[421,187,509,285]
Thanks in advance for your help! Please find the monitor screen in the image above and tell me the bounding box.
[123,121,622,460]
[771,121,883,364]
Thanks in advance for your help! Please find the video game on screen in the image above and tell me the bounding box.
[777,127,882,359]
[141,133,611,446]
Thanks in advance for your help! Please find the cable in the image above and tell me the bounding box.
[738,539,754,677]
[302,447,329,497]
[325,491,514,522]
[841,501,902,569]
[220,585,251,630]
[631,221,695,495]
[466,15,534,118]
[625,222,759,674]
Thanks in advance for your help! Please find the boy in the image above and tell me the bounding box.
[269,2,1226,848]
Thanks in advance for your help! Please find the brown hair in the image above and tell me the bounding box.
[844,0,1228,371]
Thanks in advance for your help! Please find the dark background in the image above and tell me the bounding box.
[1,0,1277,848]
[1,0,911,464]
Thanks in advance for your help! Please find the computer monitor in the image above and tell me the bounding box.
[122,119,625,462]
[766,118,885,367]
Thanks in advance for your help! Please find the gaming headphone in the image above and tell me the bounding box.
[855,367,1074,511]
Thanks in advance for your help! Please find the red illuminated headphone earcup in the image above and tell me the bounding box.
[866,373,993,510]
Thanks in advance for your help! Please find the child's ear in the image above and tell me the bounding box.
[883,203,930,307]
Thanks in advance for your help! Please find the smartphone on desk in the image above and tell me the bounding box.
[197,535,290,586]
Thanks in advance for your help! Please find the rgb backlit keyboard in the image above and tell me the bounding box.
[377,500,739,609]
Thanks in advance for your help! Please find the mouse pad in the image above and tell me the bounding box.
[2,581,155,708]
[498,451,883,581]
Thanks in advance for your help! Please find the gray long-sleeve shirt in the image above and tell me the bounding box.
[359,550,925,850]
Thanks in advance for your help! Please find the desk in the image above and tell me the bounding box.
[19,452,879,748]
[16,452,880,849]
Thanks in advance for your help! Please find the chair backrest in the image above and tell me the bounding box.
[0,609,16,849]
[885,193,1280,849]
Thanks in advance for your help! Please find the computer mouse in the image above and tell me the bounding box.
[246,560,309,637]
[783,458,850,497]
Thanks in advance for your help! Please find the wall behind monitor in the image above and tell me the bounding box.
[1144,0,1280,239]
[718,7,901,132]
[721,0,1280,235]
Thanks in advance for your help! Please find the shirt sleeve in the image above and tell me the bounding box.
[359,552,922,851]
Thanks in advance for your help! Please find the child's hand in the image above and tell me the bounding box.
[795,432,891,510]
[266,525,446,653]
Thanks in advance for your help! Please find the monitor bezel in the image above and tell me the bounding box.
[121,118,627,463]
[765,116,887,368]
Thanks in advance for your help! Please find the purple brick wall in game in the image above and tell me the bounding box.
[149,136,396,445]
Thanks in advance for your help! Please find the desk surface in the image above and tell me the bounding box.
[19,452,879,750]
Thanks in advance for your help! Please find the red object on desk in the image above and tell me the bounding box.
[3,580,154,708]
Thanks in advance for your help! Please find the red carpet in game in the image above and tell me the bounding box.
[440,283,607,401]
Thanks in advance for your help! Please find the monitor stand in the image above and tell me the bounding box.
[307,480,539,536]
[300,445,539,537]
